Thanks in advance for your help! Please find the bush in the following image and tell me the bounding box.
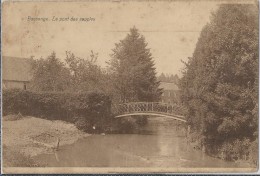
[2,89,31,116]
[219,138,253,161]
[74,117,90,132]
[3,89,112,132]
[179,4,258,162]
[135,116,148,126]
[117,117,136,134]
[249,140,258,166]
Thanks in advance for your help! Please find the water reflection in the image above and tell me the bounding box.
[34,117,243,168]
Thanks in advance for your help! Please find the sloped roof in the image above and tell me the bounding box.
[2,56,33,82]
[159,81,179,91]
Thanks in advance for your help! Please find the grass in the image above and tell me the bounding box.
[2,145,45,167]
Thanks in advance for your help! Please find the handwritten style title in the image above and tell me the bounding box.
[27,16,95,22]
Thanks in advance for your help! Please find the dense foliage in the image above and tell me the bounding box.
[16,27,162,132]
[31,51,108,93]
[28,27,163,105]
[179,4,258,164]
[108,27,162,103]
[65,51,109,92]
[3,89,112,133]
[31,52,71,91]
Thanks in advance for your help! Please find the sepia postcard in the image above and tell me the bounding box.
[1,0,259,174]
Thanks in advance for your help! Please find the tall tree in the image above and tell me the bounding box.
[108,27,162,103]
[31,52,71,91]
[180,4,258,159]
[65,51,105,92]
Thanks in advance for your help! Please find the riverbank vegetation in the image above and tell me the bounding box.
[3,27,161,134]
[3,4,258,167]
[3,89,112,133]
[179,4,258,166]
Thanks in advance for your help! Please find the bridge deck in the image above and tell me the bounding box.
[114,112,187,122]
[113,102,187,122]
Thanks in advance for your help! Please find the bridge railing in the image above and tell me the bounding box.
[113,102,186,116]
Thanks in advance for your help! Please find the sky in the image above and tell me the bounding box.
[2,1,223,76]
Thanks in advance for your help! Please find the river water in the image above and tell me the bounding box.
[34,117,245,168]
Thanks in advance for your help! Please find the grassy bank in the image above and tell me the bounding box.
[187,132,257,168]
[2,115,90,167]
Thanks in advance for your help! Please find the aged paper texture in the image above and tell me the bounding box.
[2,0,259,174]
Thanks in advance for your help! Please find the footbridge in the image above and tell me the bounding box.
[113,102,187,122]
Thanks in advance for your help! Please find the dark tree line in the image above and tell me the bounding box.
[29,27,162,133]
[30,51,106,92]
[30,27,162,105]
[179,4,258,164]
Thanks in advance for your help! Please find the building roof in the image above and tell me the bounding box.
[159,81,179,91]
[2,56,33,82]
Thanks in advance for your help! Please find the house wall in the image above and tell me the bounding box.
[3,80,30,90]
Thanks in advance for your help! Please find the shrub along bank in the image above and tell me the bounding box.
[3,89,112,133]
[179,5,258,166]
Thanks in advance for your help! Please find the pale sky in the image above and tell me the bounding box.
[2,1,222,76]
